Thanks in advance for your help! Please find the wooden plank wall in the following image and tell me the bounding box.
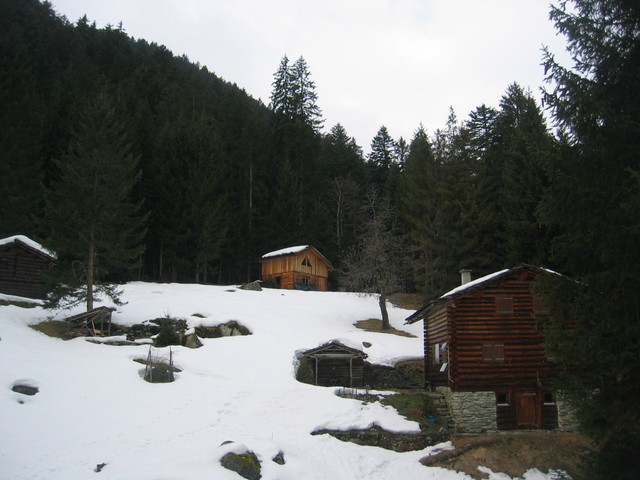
[496,394,559,430]
[424,303,450,387]
[0,245,51,299]
[261,249,330,291]
[447,270,554,390]
[313,358,365,387]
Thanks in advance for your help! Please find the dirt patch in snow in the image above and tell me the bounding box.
[421,432,593,479]
[354,318,416,337]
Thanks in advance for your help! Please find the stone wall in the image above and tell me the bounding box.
[312,426,449,452]
[436,387,497,433]
[556,391,579,432]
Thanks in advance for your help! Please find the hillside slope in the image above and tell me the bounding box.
[1,283,560,479]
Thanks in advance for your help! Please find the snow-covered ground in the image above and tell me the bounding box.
[1,283,555,479]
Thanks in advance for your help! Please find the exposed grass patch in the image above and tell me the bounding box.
[30,321,70,339]
[382,392,441,432]
[354,318,416,337]
[422,433,593,479]
[0,299,39,308]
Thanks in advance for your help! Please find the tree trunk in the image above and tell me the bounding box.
[379,292,390,330]
[86,231,95,312]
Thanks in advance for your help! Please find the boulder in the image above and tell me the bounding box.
[220,451,262,480]
[272,451,286,465]
[12,384,39,396]
[239,280,262,291]
[182,332,203,349]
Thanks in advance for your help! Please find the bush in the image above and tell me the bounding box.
[154,318,181,347]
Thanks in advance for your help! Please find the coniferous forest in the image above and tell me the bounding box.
[2,2,640,477]
[1,0,563,295]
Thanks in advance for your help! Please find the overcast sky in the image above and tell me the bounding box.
[50,0,571,152]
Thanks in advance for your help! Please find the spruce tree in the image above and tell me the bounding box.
[398,125,444,296]
[42,87,146,311]
[540,1,640,478]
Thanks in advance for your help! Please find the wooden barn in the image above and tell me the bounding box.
[0,235,56,299]
[261,245,332,291]
[302,341,367,387]
[406,265,575,433]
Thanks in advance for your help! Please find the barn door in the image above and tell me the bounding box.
[515,391,540,429]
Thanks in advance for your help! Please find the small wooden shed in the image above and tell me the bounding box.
[303,341,367,387]
[0,235,56,299]
[261,245,332,291]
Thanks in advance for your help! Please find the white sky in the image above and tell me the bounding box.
[50,0,571,152]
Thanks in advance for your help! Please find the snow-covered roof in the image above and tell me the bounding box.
[0,235,56,259]
[406,264,557,324]
[262,245,310,259]
[440,269,509,299]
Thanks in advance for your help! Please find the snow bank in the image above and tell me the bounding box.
[0,283,562,479]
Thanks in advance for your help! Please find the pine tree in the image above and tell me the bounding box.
[290,56,323,131]
[398,125,444,295]
[269,55,323,131]
[367,125,399,193]
[42,87,146,311]
[540,1,640,478]
[494,83,553,266]
[269,55,293,119]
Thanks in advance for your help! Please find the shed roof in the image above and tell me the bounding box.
[262,245,310,259]
[0,235,56,260]
[405,264,558,324]
[261,245,333,269]
[302,340,367,359]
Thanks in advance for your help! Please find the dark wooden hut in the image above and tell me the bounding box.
[302,341,367,387]
[0,235,56,299]
[261,245,332,291]
[406,265,571,432]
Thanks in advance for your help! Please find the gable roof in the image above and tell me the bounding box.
[262,245,310,259]
[0,235,56,260]
[302,340,367,359]
[405,264,557,324]
[261,245,333,269]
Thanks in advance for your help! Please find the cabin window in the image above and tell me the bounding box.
[496,392,510,405]
[483,342,505,362]
[543,392,556,404]
[302,256,312,267]
[495,296,513,314]
[0,257,8,269]
[432,342,447,365]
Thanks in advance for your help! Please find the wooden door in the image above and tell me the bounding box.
[515,391,540,429]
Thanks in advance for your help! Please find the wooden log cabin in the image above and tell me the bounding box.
[0,235,56,299]
[406,265,575,433]
[260,245,332,291]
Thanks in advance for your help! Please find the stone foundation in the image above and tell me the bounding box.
[557,391,579,432]
[436,387,497,433]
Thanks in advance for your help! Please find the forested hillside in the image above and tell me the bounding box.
[1,0,564,295]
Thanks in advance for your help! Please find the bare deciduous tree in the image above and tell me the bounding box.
[339,188,407,329]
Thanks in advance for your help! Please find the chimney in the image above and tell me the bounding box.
[459,267,472,285]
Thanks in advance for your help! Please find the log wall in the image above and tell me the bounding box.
[0,243,52,299]
[445,269,554,390]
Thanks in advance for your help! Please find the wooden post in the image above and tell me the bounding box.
[315,358,319,386]
[349,357,353,388]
